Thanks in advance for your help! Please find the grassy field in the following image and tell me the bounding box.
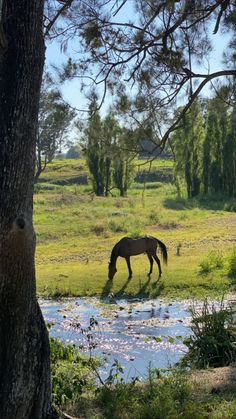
[35,159,236,299]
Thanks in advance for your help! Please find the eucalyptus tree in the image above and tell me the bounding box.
[203,96,226,193]
[173,102,205,197]
[224,105,236,196]
[113,127,136,196]
[81,93,109,196]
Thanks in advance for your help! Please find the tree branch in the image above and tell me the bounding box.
[44,0,75,38]
[161,69,236,146]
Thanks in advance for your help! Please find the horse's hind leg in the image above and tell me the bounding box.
[153,254,162,278]
[125,256,132,279]
[147,253,153,276]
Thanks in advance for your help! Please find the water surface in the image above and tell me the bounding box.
[40,297,196,381]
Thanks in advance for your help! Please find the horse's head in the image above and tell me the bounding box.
[108,262,117,280]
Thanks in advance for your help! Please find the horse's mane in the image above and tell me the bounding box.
[110,242,120,265]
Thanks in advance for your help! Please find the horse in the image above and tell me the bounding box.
[108,236,168,280]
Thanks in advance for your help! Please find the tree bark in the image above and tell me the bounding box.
[0,1,56,418]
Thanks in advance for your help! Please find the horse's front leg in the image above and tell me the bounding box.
[153,254,162,278]
[125,256,132,279]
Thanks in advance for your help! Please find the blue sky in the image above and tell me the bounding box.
[45,5,232,116]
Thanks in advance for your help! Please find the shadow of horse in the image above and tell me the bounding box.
[100,274,165,300]
[100,278,114,300]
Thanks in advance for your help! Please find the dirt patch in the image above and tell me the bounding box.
[205,215,236,226]
[190,364,236,394]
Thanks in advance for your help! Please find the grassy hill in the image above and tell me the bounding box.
[35,158,236,298]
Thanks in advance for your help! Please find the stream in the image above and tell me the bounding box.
[40,297,200,381]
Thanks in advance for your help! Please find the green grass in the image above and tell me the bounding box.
[35,159,236,299]
[57,364,236,419]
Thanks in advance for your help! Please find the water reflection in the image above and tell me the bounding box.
[40,297,192,381]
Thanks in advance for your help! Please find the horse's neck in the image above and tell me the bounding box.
[110,244,119,265]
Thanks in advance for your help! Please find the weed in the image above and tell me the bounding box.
[182,298,236,368]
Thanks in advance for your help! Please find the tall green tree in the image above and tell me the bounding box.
[173,103,205,198]
[82,94,111,196]
[223,103,236,196]
[113,128,135,197]
[204,108,222,193]
[202,86,235,195]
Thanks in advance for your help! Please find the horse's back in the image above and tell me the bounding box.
[118,236,157,256]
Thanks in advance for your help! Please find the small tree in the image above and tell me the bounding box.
[35,78,75,181]
[82,93,109,196]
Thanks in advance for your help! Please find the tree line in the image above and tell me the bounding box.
[173,86,236,198]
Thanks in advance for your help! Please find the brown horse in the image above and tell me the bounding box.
[108,236,168,280]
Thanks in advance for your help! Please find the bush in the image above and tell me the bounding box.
[223,202,236,212]
[34,182,60,193]
[129,228,143,237]
[198,251,224,275]
[97,371,205,419]
[50,337,97,406]
[149,211,160,224]
[91,223,106,236]
[182,299,236,369]
[107,219,128,233]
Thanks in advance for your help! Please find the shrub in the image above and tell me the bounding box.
[34,182,60,193]
[223,202,236,212]
[50,337,97,406]
[198,251,224,275]
[91,223,106,236]
[107,219,128,233]
[148,211,160,224]
[97,371,203,419]
[182,299,236,369]
[129,228,143,237]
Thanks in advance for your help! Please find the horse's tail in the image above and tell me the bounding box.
[156,239,168,265]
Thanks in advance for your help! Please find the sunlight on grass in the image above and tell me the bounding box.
[35,159,236,299]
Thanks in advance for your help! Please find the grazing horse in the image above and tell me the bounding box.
[108,236,168,280]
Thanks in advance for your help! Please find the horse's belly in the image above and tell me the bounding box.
[120,248,146,257]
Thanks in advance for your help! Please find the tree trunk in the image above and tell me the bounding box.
[0,1,56,418]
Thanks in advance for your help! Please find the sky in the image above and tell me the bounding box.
[44,2,233,130]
